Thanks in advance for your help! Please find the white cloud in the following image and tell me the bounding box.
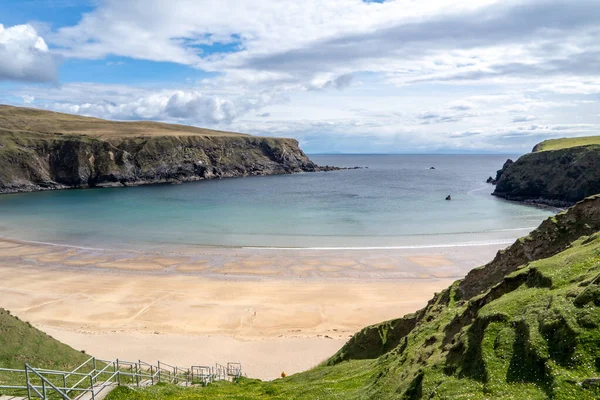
[50,0,600,89]
[0,24,59,82]
[3,0,600,152]
[17,83,280,126]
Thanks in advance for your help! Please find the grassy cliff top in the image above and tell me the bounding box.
[532,136,600,152]
[0,105,249,139]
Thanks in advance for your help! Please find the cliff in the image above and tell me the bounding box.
[492,137,600,206]
[0,105,325,194]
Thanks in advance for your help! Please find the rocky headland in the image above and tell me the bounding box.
[490,136,600,206]
[0,105,337,194]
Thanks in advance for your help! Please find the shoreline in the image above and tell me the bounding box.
[0,235,509,281]
[0,236,508,379]
[0,234,518,253]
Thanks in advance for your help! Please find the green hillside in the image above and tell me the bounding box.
[107,199,600,399]
[532,136,600,152]
[0,308,91,394]
[0,104,247,139]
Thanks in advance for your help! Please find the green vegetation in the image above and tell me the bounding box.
[0,104,247,138]
[106,223,600,399]
[0,308,91,395]
[0,308,89,372]
[532,136,600,152]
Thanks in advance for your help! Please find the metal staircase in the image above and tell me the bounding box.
[0,357,242,400]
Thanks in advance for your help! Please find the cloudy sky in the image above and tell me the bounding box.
[1,0,599,153]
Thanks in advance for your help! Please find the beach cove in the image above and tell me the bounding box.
[0,237,507,380]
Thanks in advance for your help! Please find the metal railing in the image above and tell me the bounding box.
[0,356,242,399]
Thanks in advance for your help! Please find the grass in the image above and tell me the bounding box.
[107,361,377,400]
[106,232,600,399]
[533,136,600,152]
[0,104,249,138]
[0,308,94,397]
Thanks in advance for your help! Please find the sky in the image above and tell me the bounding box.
[0,0,599,153]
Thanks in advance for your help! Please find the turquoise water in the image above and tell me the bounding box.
[0,155,554,251]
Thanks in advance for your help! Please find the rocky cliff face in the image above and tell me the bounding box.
[458,194,600,300]
[0,116,325,194]
[492,144,600,206]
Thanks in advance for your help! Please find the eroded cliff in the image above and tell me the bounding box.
[0,105,325,193]
[492,140,600,206]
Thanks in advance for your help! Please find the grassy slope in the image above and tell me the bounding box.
[533,136,600,152]
[0,104,248,138]
[0,308,91,394]
[107,234,600,399]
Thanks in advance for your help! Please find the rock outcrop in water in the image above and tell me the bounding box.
[491,138,600,206]
[0,105,333,194]
[486,158,513,185]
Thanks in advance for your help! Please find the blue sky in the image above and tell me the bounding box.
[0,0,599,153]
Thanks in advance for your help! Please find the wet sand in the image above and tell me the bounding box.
[0,238,505,380]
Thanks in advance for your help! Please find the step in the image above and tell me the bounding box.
[74,382,118,400]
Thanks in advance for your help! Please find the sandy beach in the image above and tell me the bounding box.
[0,238,506,380]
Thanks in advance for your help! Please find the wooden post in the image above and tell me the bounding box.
[157,361,161,383]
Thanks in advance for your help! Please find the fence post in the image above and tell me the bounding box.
[150,365,154,385]
[25,364,31,400]
[90,373,96,400]
[42,378,46,399]
[157,361,161,383]
[63,373,67,391]
[116,359,121,386]
[136,362,139,387]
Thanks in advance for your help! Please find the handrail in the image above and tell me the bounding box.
[1,358,242,399]
[31,369,90,377]
[92,359,117,380]
[26,364,70,400]
[0,367,28,373]
[70,373,92,393]
[66,356,95,378]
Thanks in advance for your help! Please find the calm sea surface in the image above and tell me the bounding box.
[0,155,554,251]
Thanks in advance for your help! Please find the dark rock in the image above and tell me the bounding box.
[0,129,340,194]
[445,195,452,201]
[430,167,435,170]
[582,378,600,388]
[486,159,513,185]
[492,145,600,205]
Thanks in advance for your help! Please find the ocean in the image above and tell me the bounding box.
[0,154,554,251]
